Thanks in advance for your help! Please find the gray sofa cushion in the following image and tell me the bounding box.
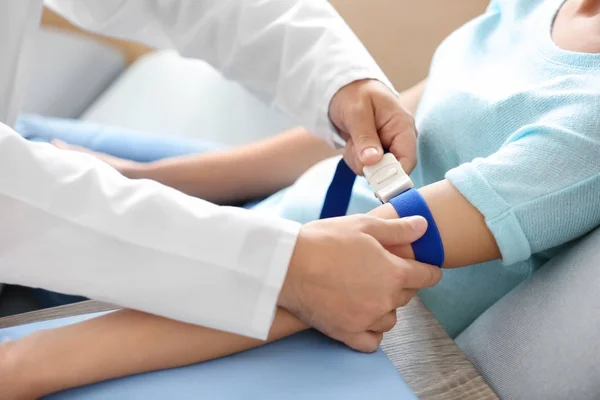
[457,227,600,400]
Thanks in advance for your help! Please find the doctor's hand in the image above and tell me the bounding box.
[278,215,442,353]
[329,79,417,175]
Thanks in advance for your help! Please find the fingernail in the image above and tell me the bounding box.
[406,216,427,233]
[361,147,380,160]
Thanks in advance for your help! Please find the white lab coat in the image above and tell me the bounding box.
[0,0,392,339]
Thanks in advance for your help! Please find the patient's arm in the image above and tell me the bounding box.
[131,127,337,204]
[374,180,501,268]
[69,127,336,205]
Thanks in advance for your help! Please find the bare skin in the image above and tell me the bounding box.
[552,0,600,53]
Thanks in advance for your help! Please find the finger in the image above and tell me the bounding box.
[344,331,383,353]
[342,101,383,166]
[395,289,417,308]
[342,139,364,175]
[385,243,414,259]
[338,130,351,142]
[388,130,417,174]
[368,310,398,333]
[396,260,443,290]
[361,216,428,246]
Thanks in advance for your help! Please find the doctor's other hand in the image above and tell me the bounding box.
[278,215,442,353]
[329,79,417,175]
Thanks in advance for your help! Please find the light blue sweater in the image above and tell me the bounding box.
[254,0,600,337]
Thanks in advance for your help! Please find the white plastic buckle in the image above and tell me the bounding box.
[363,153,414,203]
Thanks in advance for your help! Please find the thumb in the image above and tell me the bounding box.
[362,216,428,246]
[340,331,383,353]
[343,103,383,166]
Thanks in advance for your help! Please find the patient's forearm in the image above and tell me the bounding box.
[131,127,336,204]
[1,308,307,399]
[368,180,501,268]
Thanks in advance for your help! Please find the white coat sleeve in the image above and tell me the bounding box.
[44,0,395,147]
[0,125,299,339]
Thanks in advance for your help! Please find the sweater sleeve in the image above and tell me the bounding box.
[446,122,600,266]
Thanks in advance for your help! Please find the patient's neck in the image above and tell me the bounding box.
[552,0,600,53]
